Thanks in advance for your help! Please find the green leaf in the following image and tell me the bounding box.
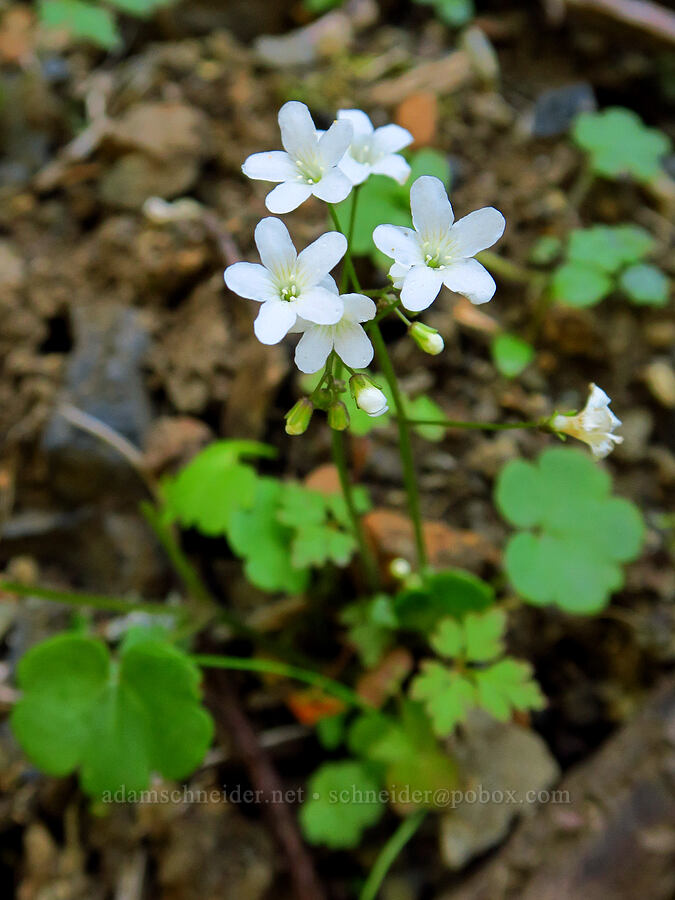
[395,569,494,632]
[572,107,671,182]
[341,594,398,667]
[529,235,562,266]
[277,482,368,569]
[410,662,476,736]
[496,448,645,613]
[228,477,310,593]
[430,608,506,662]
[299,761,385,848]
[316,713,347,751]
[567,225,654,274]
[463,608,506,662]
[11,633,213,797]
[551,262,612,308]
[619,264,670,307]
[39,0,120,49]
[491,333,535,378]
[162,440,276,537]
[413,0,474,27]
[473,659,546,721]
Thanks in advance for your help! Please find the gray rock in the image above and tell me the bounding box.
[532,83,596,138]
[43,304,152,501]
[440,712,560,870]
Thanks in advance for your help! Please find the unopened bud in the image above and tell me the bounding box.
[409,322,444,355]
[285,398,313,436]
[327,401,350,431]
[349,374,389,418]
[389,557,412,580]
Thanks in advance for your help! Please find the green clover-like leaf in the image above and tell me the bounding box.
[473,658,546,721]
[495,448,644,613]
[39,0,121,49]
[11,633,213,798]
[395,569,495,633]
[619,264,670,307]
[299,761,385,848]
[491,333,535,378]
[162,440,276,537]
[567,224,655,275]
[430,608,506,662]
[228,477,310,593]
[551,262,613,308]
[341,594,398,667]
[572,107,671,182]
[410,662,476,736]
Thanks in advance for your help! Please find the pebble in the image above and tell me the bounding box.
[644,360,675,409]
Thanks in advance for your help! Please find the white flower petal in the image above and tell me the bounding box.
[373,124,413,156]
[334,323,374,369]
[400,264,444,312]
[372,225,424,266]
[296,231,347,287]
[278,101,317,160]
[389,261,410,289]
[312,169,353,204]
[337,109,374,138]
[294,326,334,374]
[224,262,275,301]
[339,154,371,185]
[294,286,344,324]
[254,217,296,277]
[410,176,454,243]
[318,119,353,166]
[449,207,506,258]
[241,150,296,183]
[442,258,496,305]
[371,154,411,184]
[254,300,297,344]
[342,293,376,323]
[265,181,313,214]
[319,274,340,295]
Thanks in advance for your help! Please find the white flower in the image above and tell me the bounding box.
[373,176,506,312]
[293,293,376,374]
[224,217,346,345]
[552,384,623,460]
[336,109,413,186]
[242,101,353,214]
[350,374,389,417]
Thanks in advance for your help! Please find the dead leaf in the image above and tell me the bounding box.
[396,92,438,147]
[356,647,413,708]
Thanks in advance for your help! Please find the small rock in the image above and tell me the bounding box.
[99,154,199,210]
[0,240,26,289]
[615,409,653,462]
[109,102,210,160]
[440,712,560,869]
[43,304,152,501]
[532,82,596,138]
[644,360,675,409]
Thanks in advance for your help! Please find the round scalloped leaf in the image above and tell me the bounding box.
[395,569,494,632]
[496,448,644,613]
[551,262,612,308]
[567,225,654,274]
[11,633,214,797]
[491,333,535,379]
[299,761,385,848]
[619,264,669,307]
[572,107,671,181]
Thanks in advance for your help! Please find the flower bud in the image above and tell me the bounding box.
[327,401,350,431]
[409,322,444,355]
[349,374,389,418]
[285,398,313,436]
[389,557,412,580]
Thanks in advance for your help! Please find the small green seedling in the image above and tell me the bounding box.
[572,106,671,182]
[38,0,178,50]
[496,447,644,613]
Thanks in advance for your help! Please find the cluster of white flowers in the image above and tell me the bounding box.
[223,101,623,456]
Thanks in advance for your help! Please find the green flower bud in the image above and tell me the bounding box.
[285,398,314,436]
[409,322,444,355]
[327,401,350,431]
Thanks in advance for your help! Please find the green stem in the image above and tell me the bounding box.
[360,810,427,900]
[476,250,545,287]
[400,416,542,432]
[369,322,428,572]
[331,427,380,591]
[193,653,372,711]
[329,204,361,292]
[340,185,361,292]
[0,580,181,619]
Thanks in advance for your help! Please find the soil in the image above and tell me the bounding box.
[0,1,674,898]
